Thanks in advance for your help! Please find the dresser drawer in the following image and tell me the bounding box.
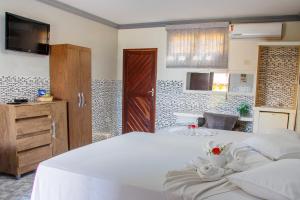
[16,116,51,136]
[15,104,51,119]
[17,145,52,168]
[17,131,52,152]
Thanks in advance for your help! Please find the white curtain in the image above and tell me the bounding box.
[166,22,229,68]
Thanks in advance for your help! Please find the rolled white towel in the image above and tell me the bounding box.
[196,163,226,181]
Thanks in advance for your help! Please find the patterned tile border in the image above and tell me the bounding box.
[114,80,254,134]
[256,47,299,108]
[0,76,253,135]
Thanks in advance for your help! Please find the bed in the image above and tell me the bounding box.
[31,127,271,200]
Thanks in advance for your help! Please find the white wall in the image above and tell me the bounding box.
[0,0,118,79]
[117,22,300,81]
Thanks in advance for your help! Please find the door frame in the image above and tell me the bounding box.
[122,48,157,134]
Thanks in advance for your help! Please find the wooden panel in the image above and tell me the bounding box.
[15,104,51,119]
[51,101,69,156]
[18,163,39,175]
[17,145,52,168]
[78,48,92,147]
[16,116,51,136]
[123,49,157,133]
[66,46,83,149]
[17,131,51,152]
[0,106,17,175]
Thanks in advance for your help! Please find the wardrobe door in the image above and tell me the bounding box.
[66,47,83,149]
[51,101,68,155]
[79,48,92,146]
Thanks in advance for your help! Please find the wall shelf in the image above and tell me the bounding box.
[173,112,253,122]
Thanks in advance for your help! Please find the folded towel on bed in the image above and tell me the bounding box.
[164,144,259,200]
[164,167,238,200]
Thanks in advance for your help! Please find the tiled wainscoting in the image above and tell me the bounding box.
[0,76,50,103]
[0,76,121,135]
[0,76,254,137]
[156,80,254,132]
[92,80,122,135]
[114,80,254,133]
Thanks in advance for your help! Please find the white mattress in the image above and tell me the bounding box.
[31,130,261,200]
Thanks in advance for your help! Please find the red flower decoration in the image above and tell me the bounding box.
[212,147,221,155]
[188,124,198,129]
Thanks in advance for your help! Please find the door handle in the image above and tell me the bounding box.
[81,92,85,107]
[147,88,154,97]
[51,120,56,138]
[78,93,82,108]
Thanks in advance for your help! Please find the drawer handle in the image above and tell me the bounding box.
[51,120,56,138]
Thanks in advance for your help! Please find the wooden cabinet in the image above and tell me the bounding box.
[51,101,69,155]
[50,44,92,150]
[228,40,258,73]
[253,107,296,133]
[0,102,68,178]
[258,112,289,131]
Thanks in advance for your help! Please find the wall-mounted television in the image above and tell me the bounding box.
[5,12,50,55]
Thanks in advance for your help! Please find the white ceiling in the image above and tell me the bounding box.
[56,0,300,25]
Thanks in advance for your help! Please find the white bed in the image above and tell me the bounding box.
[31,129,262,200]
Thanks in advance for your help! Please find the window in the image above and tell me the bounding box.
[166,22,229,69]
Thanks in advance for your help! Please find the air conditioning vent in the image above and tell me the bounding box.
[230,23,282,39]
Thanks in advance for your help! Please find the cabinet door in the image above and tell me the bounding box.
[67,47,83,149]
[79,48,92,146]
[228,40,258,72]
[258,112,289,133]
[51,101,68,155]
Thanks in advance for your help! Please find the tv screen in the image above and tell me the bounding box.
[5,12,50,55]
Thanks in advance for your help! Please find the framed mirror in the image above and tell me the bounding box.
[185,72,228,92]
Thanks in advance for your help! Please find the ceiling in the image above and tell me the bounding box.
[55,0,300,25]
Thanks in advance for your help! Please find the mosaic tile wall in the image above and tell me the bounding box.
[0,76,50,102]
[155,80,254,132]
[256,47,299,108]
[0,76,253,135]
[113,80,254,134]
[0,76,119,135]
[92,80,122,136]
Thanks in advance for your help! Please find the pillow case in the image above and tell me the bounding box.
[203,112,238,130]
[262,128,299,135]
[243,133,300,160]
[228,159,300,200]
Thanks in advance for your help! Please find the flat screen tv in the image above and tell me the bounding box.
[5,12,50,55]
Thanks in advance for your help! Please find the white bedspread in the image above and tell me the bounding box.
[31,130,265,200]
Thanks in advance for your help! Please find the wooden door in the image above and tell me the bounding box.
[79,48,92,146]
[66,47,83,149]
[123,49,157,134]
[51,101,68,156]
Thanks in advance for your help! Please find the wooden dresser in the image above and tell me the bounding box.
[0,101,68,178]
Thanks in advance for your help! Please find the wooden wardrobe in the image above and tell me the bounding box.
[50,44,92,150]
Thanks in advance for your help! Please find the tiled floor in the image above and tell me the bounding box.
[0,134,108,200]
[0,173,34,200]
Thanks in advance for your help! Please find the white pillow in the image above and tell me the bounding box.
[262,128,299,135]
[243,133,300,160]
[228,159,300,200]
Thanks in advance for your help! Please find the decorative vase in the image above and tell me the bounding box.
[209,155,226,168]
